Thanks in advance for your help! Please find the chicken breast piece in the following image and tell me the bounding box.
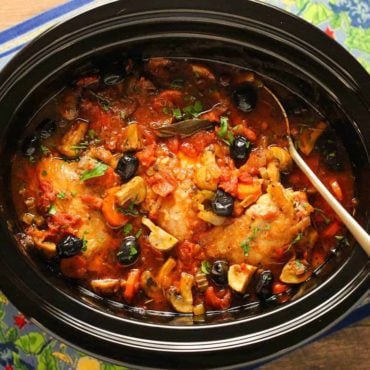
[200,183,314,266]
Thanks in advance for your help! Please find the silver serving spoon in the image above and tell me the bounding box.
[265,85,370,257]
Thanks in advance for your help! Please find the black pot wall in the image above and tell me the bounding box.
[0,1,368,369]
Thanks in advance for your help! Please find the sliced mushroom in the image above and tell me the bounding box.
[191,64,216,80]
[141,270,162,299]
[58,120,88,158]
[167,272,194,313]
[197,204,226,226]
[122,123,143,152]
[157,257,177,288]
[86,146,119,168]
[299,121,327,156]
[268,146,293,173]
[114,176,147,206]
[228,263,257,294]
[280,258,312,284]
[142,217,178,251]
[91,279,121,294]
[195,271,209,292]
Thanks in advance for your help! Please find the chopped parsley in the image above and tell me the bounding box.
[217,116,234,145]
[200,260,211,275]
[48,204,57,215]
[40,145,50,155]
[57,192,66,199]
[119,201,139,217]
[129,245,138,256]
[172,107,183,120]
[292,231,304,245]
[170,79,184,89]
[70,141,89,151]
[80,162,108,182]
[123,223,133,235]
[135,228,143,239]
[162,106,170,115]
[82,238,88,251]
[88,129,97,139]
[240,225,271,255]
[41,170,48,176]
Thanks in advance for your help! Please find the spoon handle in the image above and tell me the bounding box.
[287,137,370,257]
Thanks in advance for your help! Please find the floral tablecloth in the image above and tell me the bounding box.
[0,0,369,369]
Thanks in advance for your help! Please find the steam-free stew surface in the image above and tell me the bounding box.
[12,58,355,314]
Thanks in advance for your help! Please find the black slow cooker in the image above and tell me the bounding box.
[0,1,368,368]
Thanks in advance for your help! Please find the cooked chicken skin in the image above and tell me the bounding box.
[200,183,314,266]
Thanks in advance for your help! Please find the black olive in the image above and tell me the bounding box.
[117,236,140,265]
[255,270,274,300]
[232,82,258,113]
[211,189,234,217]
[37,118,56,140]
[316,130,344,171]
[115,153,139,182]
[211,260,229,285]
[230,135,252,167]
[56,235,83,258]
[21,135,39,157]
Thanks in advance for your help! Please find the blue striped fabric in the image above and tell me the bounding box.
[0,0,99,70]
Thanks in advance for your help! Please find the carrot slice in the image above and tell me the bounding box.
[330,179,343,201]
[124,269,141,302]
[101,187,128,227]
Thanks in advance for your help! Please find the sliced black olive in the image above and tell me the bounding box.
[211,189,234,217]
[211,260,229,285]
[115,153,139,182]
[56,235,83,258]
[21,135,39,157]
[255,270,273,300]
[117,236,140,265]
[230,135,252,167]
[38,118,56,140]
[232,82,258,113]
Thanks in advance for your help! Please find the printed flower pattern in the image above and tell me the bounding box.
[0,0,369,369]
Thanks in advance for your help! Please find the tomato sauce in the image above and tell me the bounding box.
[11,58,355,314]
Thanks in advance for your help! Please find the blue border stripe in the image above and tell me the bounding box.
[0,0,95,44]
[0,43,25,59]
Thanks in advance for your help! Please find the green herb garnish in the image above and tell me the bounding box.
[170,79,184,89]
[88,129,97,139]
[135,228,143,239]
[123,223,133,235]
[162,106,170,115]
[217,116,234,145]
[40,145,50,155]
[70,141,89,151]
[119,201,139,217]
[41,170,48,176]
[80,162,108,182]
[292,231,304,245]
[172,107,183,120]
[57,192,66,199]
[240,225,271,255]
[200,260,211,275]
[48,204,57,215]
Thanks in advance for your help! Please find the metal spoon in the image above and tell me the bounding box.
[264,85,370,257]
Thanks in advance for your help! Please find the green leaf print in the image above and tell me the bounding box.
[302,3,333,25]
[330,12,351,30]
[5,327,18,342]
[296,0,309,10]
[15,332,46,354]
[13,352,30,370]
[37,343,60,370]
[346,28,370,54]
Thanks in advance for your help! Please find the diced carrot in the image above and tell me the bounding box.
[101,187,129,227]
[330,179,343,201]
[272,282,288,295]
[322,221,341,238]
[124,269,141,302]
[204,286,231,310]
